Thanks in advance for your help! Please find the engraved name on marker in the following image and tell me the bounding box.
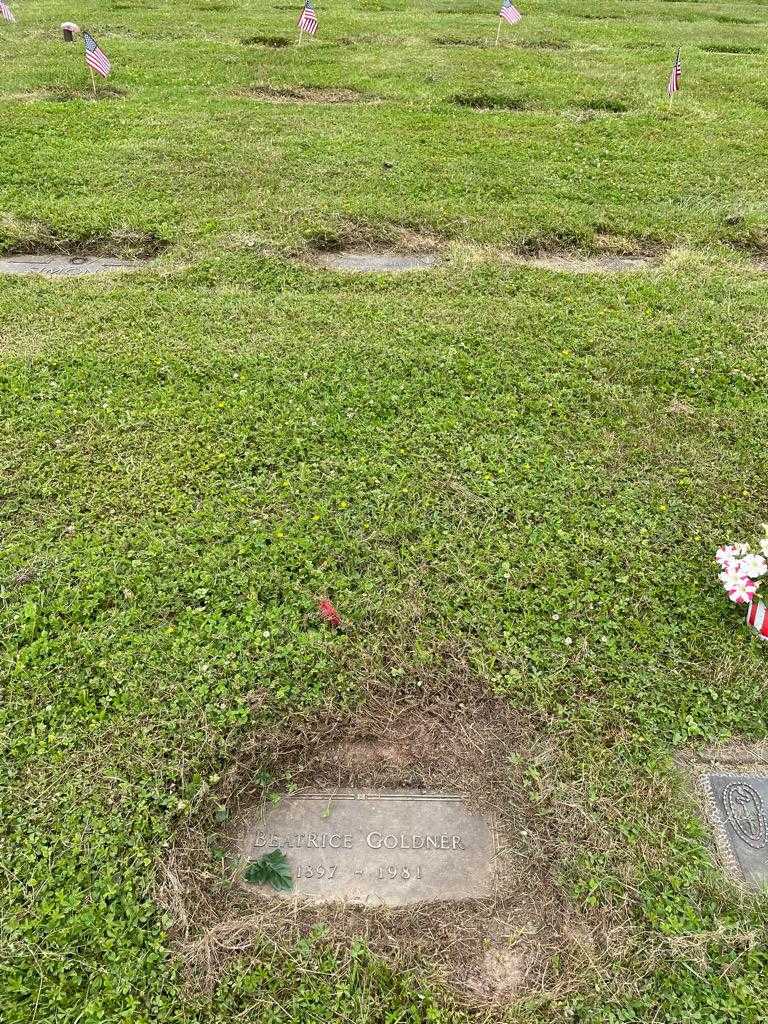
[232,791,497,906]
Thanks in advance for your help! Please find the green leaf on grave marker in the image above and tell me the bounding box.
[244,849,293,891]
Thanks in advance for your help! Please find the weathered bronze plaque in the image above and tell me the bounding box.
[233,791,497,905]
[703,773,768,888]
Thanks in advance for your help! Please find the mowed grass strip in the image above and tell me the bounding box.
[2,1,768,1022]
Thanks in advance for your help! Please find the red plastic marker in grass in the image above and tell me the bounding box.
[317,597,342,629]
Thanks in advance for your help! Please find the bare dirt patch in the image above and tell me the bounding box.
[301,223,443,273]
[451,92,528,111]
[575,98,628,114]
[335,33,386,44]
[711,14,758,24]
[236,84,369,103]
[0,224,167,260]
[241,34,291,47]
[668,398,696,417]
[434,36,486,46]
[514,38,570,50]
[570,108,626,123]
[694,740,768,765]
[158,655,624,1007]
[333,736,415,773]
[701,43,762,54]
[436,36,568,49]
[722,224,768,267]
[507,232,663,273]
[10,86,127,102]
[463,945,530,1001]
[306,222,443,255]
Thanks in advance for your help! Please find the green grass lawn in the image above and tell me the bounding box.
[2,0,768,1020]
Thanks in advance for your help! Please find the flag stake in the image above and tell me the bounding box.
[90,67,96,94]
[666,47,681,109]
[497,1,521,41]
[297,26,303,45]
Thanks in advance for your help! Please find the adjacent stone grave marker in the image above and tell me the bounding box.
[315,252,438,273]
[233,790,497,905]
[702,772,768,887]
[512,253,659,274]
[0,254,150,277]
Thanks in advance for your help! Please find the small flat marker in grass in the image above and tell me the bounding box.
[234,791,497,905]
[509,251,660,273]
[698,764,768,888]
[0,254,152,276]
[315,251,438,272]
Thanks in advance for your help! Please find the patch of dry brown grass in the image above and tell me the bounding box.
[158,654,630,1008]
[236,84,372,103]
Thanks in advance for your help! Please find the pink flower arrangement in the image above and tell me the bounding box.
[716,526,768,605]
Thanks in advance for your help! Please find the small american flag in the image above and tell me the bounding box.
[667,48,681,96]
[298,0,318,35]
[0,3,16,22]
[84,31,111,78]
[499,0,522,25]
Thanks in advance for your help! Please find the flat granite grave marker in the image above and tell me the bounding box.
[702,772,768,887]
[233,790,497,905]
[315,252,438,273]
[0,254,149,277]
